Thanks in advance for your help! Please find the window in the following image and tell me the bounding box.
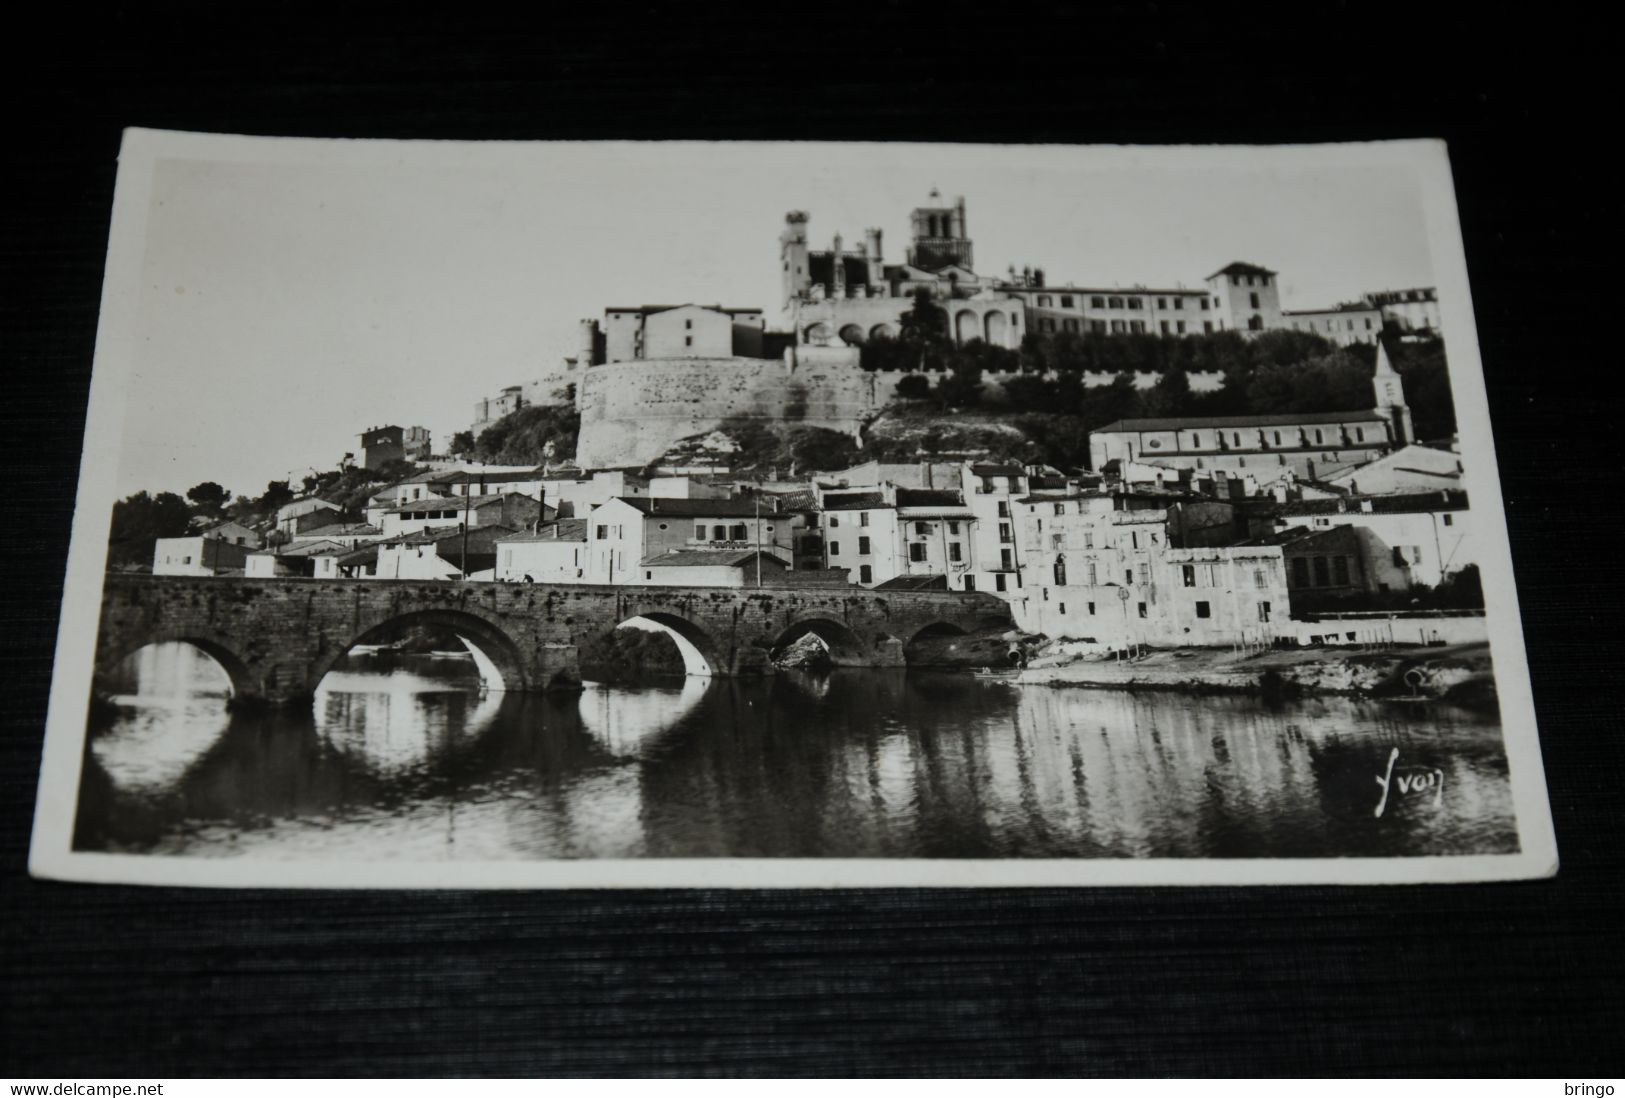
[915,521,930,536]
[1061,295,1074,307]
[1201,298,1210,310]
[1129,320,1146,333]
[1041,318,1055,332]
[713,525,726,540]
[1107,296,1123,308]
[999,523,1012,543]
[1203,321,1213,333]
[1087,602,1096,615]
[1050,533,1063,549]
[1138,563,1150,585]
[1392,546,1408,565]
[1273,431,1282,445]
[1195,601,1211,619]
[1160,320,1170,334]
[1174,298,1184,310]
[1442,514,1454,526]
[997,501,1009,517]
[1137,601,1147,619]
[1037,295,1051,307]
[1158,297,1168,310]
[829,541,840,555]
[1111,320,1127,334]
[1059,603,1066,614]
[684,336,692,347]
[948,542,963,562]
[995,573,1007,592]
[1334,557,1351,585]
[1182,564,1196,587]
[1355,427,1363,442]
[645,571,652,580]
[1091,296,1105,308]
[1086,562,1097,585]
[1063,318,1079,333]
[1314,429,1324,444]
[1249,292,1260,308]
[1177,321,1187,334]
[1254,568,1267,590]
[1258,601,1271,623]
[1001,548,1014,570]
[596,525,608,539]
[1083,531,1093,549]
[859,565,873,584]
[964,575,975,591]
[730,524,747,540]
[947,521,959,534]
[1054,559,1066,585]
[1125,568,1134,585]
[828,514,839,528]
[1127,297,1142,310]
[1313,557,1331,586]
[909,543,927,562]
[858,536,871,555]
[859,512,870,527]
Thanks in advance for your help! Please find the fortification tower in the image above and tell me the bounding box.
[781,211,811,311]
[906,188,973,271]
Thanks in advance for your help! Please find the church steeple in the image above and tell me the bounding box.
[1371,339,1413,445]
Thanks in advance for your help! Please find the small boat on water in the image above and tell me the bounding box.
[971,667,1022,682]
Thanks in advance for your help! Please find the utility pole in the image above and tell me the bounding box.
[460,470,472,580]
[754,495,762,588]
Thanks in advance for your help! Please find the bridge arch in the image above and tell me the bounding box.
[97,633,255,701]
[771,615,868,667]
[903,620,971,667]
[311,608,529,695]
[608,612,724,678]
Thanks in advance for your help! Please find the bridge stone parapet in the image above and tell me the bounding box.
[93,575,1015,707]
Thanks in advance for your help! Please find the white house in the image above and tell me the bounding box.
[583,497,802,585]
[1274,490,1473,590]
[818,484,976,589]
[274,496,342,536]
[1014,497,1290,648]
[495,520,588,583]
[152,535,250,576]
[1323,444,1463,496]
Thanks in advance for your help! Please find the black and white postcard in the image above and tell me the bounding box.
[28,131,1557,886]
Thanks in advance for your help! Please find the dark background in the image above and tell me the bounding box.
[3,2,1621,1077]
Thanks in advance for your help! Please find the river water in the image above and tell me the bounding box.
[74,642,1518,860]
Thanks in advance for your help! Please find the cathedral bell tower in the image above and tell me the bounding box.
[1371,338,1414,445]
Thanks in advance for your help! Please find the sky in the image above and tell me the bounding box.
[113,140,1438,499]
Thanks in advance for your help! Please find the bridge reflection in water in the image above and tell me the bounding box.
[75,641,1518,860]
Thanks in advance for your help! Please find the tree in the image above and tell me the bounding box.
[256,480,295,512]
[894,373,933,400]
[185,481,229,514]
[897,288,951,370]
[107,491,193,568]
[1144,365,1192,417]
[449,430,475,457]
[935,356,983,408]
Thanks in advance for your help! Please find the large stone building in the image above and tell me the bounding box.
[1089,340,1416,479]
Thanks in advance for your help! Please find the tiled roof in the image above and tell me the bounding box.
[497,519,588,543]
[1094,410,1387,433]
[895,488,965,508]
[1207,261,1277,279]
[638,549,788,568]
[1278,490,1469,516]
[608,497,770,518]
[873,574,948,591]
[821,491,886,511]
[295,522,381,538]
[968,463,1025,477]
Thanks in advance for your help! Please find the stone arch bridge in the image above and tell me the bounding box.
[94,575,1015,707]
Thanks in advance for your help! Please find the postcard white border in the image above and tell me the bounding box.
[28,130,1558,888]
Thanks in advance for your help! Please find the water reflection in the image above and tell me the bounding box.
[76,650,1518,860]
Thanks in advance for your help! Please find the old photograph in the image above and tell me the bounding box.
[28,132,1556,886]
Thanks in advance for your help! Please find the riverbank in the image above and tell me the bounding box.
[1014,640,1497,707]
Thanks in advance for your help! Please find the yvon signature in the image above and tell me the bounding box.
[1374,747,1445,817]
